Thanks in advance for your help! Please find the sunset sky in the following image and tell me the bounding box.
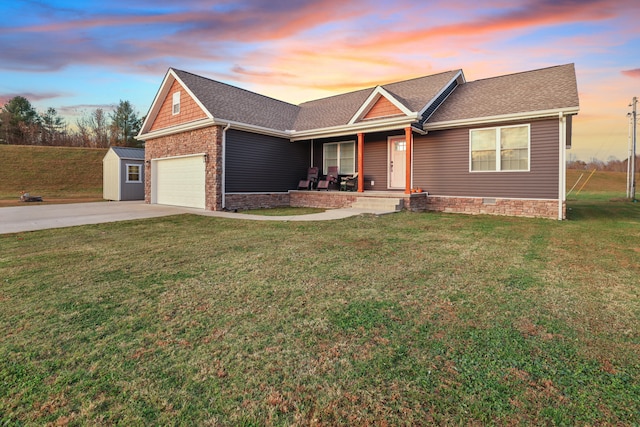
[1,0,638,161]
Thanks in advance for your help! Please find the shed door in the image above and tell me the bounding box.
[155,156,206,209]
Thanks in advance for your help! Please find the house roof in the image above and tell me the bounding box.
[426,64,579,125]
[110,146,145,160]
[139,63,578,140]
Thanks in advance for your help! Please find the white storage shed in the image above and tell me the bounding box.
[103,147,145,201]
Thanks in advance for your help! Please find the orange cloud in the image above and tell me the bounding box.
[622,69,640,78]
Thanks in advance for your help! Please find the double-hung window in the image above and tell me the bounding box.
[470,124,529,172]
[323,141,355,175]
[126,164,142,183]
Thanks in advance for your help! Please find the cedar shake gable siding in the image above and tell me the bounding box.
[427,64,579,124]
[150,79,208,131]
[363,96,405,120]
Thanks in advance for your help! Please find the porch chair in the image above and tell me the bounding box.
[297,167,319,190]
[317,166,339,190]
[340,172,358,191]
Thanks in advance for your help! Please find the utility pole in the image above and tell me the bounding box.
[628,112,633,198]
[631,97,637,201]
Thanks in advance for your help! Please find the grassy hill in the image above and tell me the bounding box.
[0,145,107,206]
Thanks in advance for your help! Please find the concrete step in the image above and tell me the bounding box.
[351,197,403,212]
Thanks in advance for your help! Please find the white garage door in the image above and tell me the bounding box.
[155,156,206,209]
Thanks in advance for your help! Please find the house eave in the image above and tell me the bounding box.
[136,118,216,140]
[137,117,292,141]
[423,106,580,131]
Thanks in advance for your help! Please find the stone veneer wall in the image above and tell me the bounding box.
[289,191,359,209]
[403,193,428,212]
[225,193,290,211]
[144,125,223,210]
[425,196,562,220]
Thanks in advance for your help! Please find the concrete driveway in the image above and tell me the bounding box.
[0,201,190,234]
[0,201,389,234]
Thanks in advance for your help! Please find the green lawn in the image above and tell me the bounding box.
[1,197,638,425]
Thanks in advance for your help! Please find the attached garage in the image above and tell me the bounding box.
[153,154,206,209]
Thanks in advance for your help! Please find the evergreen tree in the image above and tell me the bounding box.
[40,107,66,146]
[0,96,40,144]
[109,100,142,147]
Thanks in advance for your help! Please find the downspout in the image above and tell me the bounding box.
[221,122,231,210]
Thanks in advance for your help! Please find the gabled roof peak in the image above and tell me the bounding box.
[171,68,299,109]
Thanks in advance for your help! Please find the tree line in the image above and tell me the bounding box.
[567,156,639,172]
[0,96,144,148]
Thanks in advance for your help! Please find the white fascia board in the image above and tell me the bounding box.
[214,119,290,138]
[137,118,216,140]
[418,70,464,117]
[137,69,174,137]
[290,114,420,141]
[136,69,214,139]
[138,117,291,141]
[424,106,580,131]
[348,86,414,125]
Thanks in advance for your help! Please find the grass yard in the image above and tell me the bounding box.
[1,194,638,425]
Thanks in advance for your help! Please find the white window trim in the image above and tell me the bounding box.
[323,141,356,175]
[172,91,180,115]
[469,123,530,173]
[125,163,143,183]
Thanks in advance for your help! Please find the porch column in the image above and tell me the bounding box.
[405,126,413,194]
[357,132,364,192]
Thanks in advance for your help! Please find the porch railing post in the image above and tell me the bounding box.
[357,132,364,192]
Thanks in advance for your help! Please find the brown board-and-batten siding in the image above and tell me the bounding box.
[225,129,309,192]
[414,118,560,199]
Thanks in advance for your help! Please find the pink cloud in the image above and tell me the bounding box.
[621,69,640,78]
[358,0,619,49]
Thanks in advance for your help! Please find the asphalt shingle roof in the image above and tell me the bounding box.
[173,69,300,131]
[167,64,578,134]
[427,64,579,124]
